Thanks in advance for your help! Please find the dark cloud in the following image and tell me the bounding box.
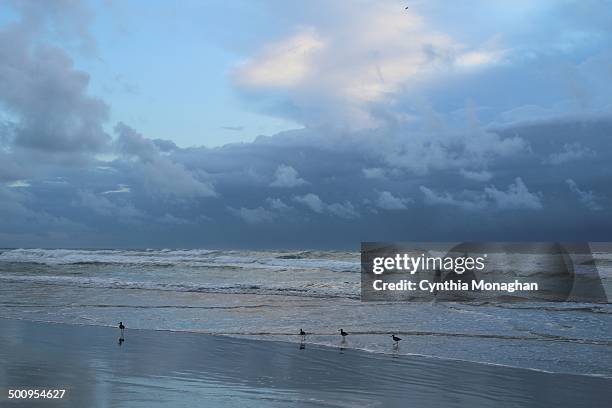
[228,206,275,224]
[0,151,27,182]
[114,123,217,198]
[152,139,178,152]
[3,118,610,248]
[0,1,109,154]
[74,190,144,219]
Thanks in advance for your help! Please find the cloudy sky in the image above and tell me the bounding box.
[1,0,611,249]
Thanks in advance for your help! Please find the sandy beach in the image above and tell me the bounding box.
[1,318,610,407]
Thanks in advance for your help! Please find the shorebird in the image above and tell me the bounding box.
[391,334,402,346]
[119,321,125,336]
[339,329,348,338]
[299,329,306,339]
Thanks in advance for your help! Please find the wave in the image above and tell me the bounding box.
[0,302,291,310]
[0,274,359,299]
[0,248,360,272]
[484,303,612,314]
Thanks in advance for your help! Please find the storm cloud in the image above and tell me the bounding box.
[1,1,611,248]
[0,1,109,154]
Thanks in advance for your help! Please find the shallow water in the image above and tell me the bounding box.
[0,248,611,377]
[1,319,611,408]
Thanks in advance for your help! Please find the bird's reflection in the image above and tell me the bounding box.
[339,332,348,353]
[299,341,305,350]
[118,336,125,346]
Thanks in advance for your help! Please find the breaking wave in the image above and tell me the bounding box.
[0,248,360,272]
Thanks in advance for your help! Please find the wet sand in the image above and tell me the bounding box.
[0,318,610,407]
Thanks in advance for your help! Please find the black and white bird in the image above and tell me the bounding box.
[339,329,348,338]
[391,334,402,345]
[119,321,125,335]
[299,329,306,338]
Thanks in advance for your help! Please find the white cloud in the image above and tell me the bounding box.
[293,193,325,213]
[460,169,493,182]
[362,167,387,180]
[376,191,411,210]
[231,198,293,224]
[235,27,324,88]
[266,197,291,211]
[233,3,503,128]
[420,186,486,211]
[293,193,359,218]
[484,178,543,210]
[6,180,30,188]
[270,164,307,187]
[383,125,527,176]
[327,201,359,219]
[420,178,542,210]
[545,143,595,165]
[567,179,601,210]
[455,49,504,68]
[101,184,130,194]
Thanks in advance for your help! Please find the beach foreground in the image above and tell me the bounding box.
[0,319,610,407]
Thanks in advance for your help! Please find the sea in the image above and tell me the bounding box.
[1,248,611,378]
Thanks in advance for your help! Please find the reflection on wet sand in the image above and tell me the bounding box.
[1,319,610,408]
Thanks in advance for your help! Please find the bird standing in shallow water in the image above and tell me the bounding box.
[299,329,306,339]
[119,321,125,336]
[391,334,402,346]
[339,329,348,339]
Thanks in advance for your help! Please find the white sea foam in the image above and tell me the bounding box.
[0,248,360,272]
[0,273,359,299]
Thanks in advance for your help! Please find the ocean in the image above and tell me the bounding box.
[1,248,611,378]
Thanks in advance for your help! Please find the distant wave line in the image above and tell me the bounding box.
[0,274,359,299]
[0,303,311,310]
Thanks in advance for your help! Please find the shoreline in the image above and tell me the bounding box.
[2,316,611,381]
[2,318,611,407]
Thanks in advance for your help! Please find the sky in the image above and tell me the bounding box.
[1,0,611,249]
